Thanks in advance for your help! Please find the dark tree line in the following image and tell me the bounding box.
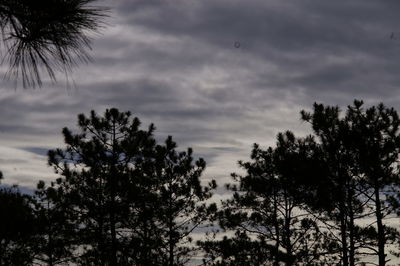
[0,108,216,265]
[1,101,400,265]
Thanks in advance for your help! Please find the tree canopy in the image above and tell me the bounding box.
[45,108,216,265]
[1,101,400,265]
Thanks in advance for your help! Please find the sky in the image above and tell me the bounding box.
[1,0,400,195]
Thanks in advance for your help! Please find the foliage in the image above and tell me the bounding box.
[46,108,215,265]
[0,0,107,87]
[47,108,157,265]
[0,174,36,265]
[203,131,337,265]
[152,136,217,265]
[301,100,400,265]
[32,179,77,265]
[1,101,400,265]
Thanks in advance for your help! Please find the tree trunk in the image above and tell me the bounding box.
[374,183,385,266]
[284,191,293,266]
[339,198,349,266]
[110,121,118,266]
[348,186,355,266]
[273,190,280,266]
[110,189,117,266]
[169,178,174,266]
[338,165,349,266]
[47,201,54,266]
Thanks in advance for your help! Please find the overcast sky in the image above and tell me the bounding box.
[1,0,400,192]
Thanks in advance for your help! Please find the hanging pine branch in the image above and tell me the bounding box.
[0,0,107,87]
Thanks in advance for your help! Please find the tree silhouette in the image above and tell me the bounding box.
[0,0,106,87]
[345,101,400,265]
[152,136,216,265]
[32,180,76,265]
[204,131,335,265]
[201,231,281,266]
[302,100,400,266]
[46,108,215,265]
[48,108,157,265]
[0,173,36,265]
[301,102,370,266]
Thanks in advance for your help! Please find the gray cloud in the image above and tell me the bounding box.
[110,0,400,102]
[0,0,400,190]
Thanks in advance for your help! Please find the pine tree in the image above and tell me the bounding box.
[32,179,76,265]
[301,103,364,266]
[48,108,157,265]
[204,131,334,265]
[0,173,36,265]
[301,100,400,266]
[47,108,216,265]
[345,101,400,265]
[153,136,216,265]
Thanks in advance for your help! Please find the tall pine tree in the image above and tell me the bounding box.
[48,108,157,265]
[47,108,216,265]
[203,131,334,265]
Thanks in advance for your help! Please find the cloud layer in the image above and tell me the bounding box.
[1,0,400,189]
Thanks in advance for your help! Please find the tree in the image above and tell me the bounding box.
[301,102,370,266]
[345,101,400,265]
[153,136,216,265]
[48,108,157,265]
[47,108,216,265]
[0,173,36,265]
[32,179,76,265]
[0,0,106,87]
[200,231,280,266]
[302,100,400,266]
[205,131,334,265]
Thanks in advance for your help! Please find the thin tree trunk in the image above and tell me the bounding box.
[169,222,174,266]
[110,189,117,266]
[338,165,349,266]
[48,202,54,266]
[284,219,292,266]
[169,178,174,266]
[374,183,385,266]
[273,190,280,266]
[109,177,117,266]
[339,198,349,266]
[110,121,118,266]
[284,191,293,266]
[348,186,355,266]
